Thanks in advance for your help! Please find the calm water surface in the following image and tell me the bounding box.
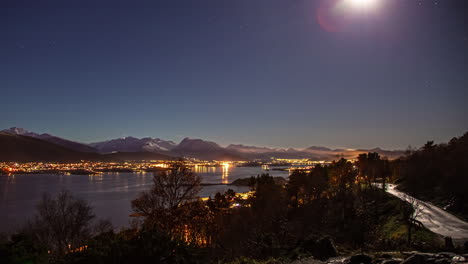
[0,166,289,232]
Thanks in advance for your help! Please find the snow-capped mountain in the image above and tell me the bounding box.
[226,144,287,153]
[226,144,320,159]
[1,127,404,161]
[90,137,177,154]
[2,127,39,137]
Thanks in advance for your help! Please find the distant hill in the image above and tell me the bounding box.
[0,132,174,162]
[304,146,332,152]
[226,144,404,160]
[172,138,244,161]
[302,145,403,160]
[226,144,321,160]
[354,148,404,160]
[2,127,96,153]
[35,134,97,153]
[0,132,100,162]
[226,144,287,154]
[1,127,404,161]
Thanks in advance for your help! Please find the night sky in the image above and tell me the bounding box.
[2,0,467,149]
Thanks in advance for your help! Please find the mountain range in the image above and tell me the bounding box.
[2,127,97,153]
[89,136,177,153]
[0,127,404,162]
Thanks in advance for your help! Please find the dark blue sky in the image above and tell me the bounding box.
[2,0,467,149]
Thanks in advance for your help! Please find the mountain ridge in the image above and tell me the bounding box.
[2,127,97,153]
[0,132,174,162]
[1,127,404,161]
[90,136,177,154]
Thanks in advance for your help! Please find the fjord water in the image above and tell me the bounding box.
[0,166,289,232]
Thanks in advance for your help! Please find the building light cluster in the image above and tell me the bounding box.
[0,158,345,176]
[0,161,171,175]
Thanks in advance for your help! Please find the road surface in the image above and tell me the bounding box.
[385,184,468,241]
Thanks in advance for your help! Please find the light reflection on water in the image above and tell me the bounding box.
[0,166,289,232]
[192,165,217,174]
[221,164,230,184]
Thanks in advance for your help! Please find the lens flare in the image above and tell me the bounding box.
[316,0,381,32]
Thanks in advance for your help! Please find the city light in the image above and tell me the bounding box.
[0,158,335,176]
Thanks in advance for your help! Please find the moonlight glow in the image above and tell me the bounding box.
[346,0,379,11]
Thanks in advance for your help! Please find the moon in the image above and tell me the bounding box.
[347,0,379,10]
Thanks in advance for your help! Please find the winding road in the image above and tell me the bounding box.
[385,184,468,242]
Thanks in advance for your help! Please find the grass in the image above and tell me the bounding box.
[378,194,441,251]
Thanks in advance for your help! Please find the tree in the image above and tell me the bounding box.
[287,165,329,207]
[246,174,289,257]
[329,158,357,194]
[356,152,381,188]
[287,170,308,207]
[328,159,358,228]
[207,191,232,212]
[131,163,202,237]
[65,228,202,264]
[401,195,423,246]
[396,132,468,217]
[29,191,95,259]
[380,158,391,191]
[307,164,329,201]
[0,232,48,264]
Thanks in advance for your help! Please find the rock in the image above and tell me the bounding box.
[437,253,458,259]
[403,252,434,259]
[451,256,466,263]
[301,237,338,261]
[349,254,373,264]
[374,258,386,264]
[444,237,455,252]
[290,257,325,264]
[327,257,349,264]
[401,255,427,264]
[315,237,338,259]
[377,258,391,264]
[403,252,421,256]
[415,253,437,259]
[381,259,401,264]
[434,259,450,264]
